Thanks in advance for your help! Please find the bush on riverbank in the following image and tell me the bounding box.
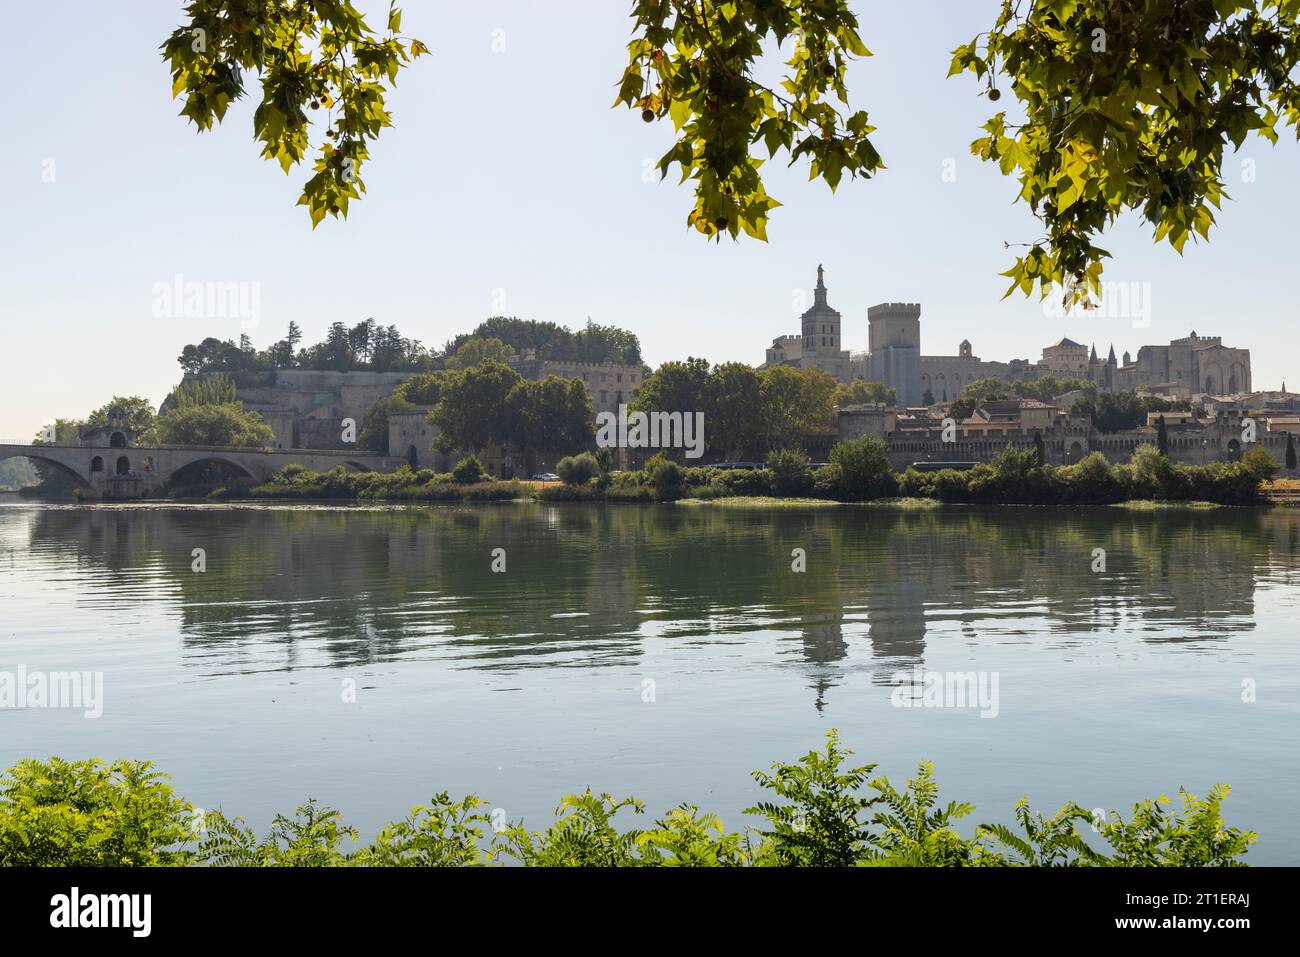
[0,733,1255,867]
[249,464,521,502]
[235,441,1275,507]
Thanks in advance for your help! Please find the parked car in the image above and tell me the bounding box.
[531,472,560,482]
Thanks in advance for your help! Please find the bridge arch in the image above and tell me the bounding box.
[164,456,259,485]
[0,449,94,488]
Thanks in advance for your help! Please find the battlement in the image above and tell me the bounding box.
[509,352,642,371]
[868,302,922,320]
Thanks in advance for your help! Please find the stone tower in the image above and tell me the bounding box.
[866,302,922,407]
[801,264,842,356]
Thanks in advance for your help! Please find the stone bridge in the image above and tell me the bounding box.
[0,441,405,499]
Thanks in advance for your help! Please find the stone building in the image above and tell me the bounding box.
[760,267,1253,409]
[918,341,1040,404]
[760,265,853,382]
[839,400,1294,473]
[1114,331,1251,396]
[506,350,645,418]
[762,266,1038,405]
[221,368,412,450]
[1039,337,1091,376]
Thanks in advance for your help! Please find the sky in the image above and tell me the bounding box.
[2,0,1297,438]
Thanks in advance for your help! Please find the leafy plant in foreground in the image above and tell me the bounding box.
[0,759,195,867]
[746,729,879,866]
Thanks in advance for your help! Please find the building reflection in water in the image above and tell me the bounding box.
[18,502,1286,711]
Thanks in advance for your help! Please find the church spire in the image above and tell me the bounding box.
[814,263,828,306]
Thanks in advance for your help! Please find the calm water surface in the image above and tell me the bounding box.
[2,499,1298,862]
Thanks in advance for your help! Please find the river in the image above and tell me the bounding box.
[1,500,1297,862]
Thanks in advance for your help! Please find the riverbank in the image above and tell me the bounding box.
[8,440,1285,507]
[222,440,1278,507]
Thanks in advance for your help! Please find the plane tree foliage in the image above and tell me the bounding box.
[162,0,428,227]
[162,1,1300,299]
[632,358,836,458]
[951,0,1300,305]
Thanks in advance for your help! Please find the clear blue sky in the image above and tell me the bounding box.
[2,1,1297,438]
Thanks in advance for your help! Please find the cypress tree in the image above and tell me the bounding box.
[1156,415,1169,456]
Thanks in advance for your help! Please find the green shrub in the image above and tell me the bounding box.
[198,800,359,866]
[746,729,878,866]
[0,759,195,867]
[929,468,972,502]
[766,449,814,497]
[536,483,606,502]
[452,455,487,485]
[497,791,646,867]
[830,436,896,500]
[0,738,1257,867]
[462,480,521,501]
[360,793,492,867]
[1128,443,1171,498]
[812,464,843,499]
[1059,451,1123,504]
[717,467,773,496]
[556,452,600,485]
[1242,444,1279,483]
[685,482,729,500]
[682,466,721,487]
[605,483,654,502]
[645,453,685,502]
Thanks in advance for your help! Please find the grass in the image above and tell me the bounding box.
[1111,499,1224,510]
[676,495,841,508]
[858,497,943,510]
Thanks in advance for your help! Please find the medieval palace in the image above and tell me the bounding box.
[760,266,1252,406]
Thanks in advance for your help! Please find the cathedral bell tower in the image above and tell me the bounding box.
[801,264,841,355]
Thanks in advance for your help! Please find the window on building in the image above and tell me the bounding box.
[616,374,623,382]
[600,390,608,403]
[600,373,607,382]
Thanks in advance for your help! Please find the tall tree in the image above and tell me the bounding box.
[832,379,897,407]
[631,358,712,420]
[707,362,765,458]
[446,337,516,370]
[430,361,523,454]
[758,366,836,451]
[507,376,594,469]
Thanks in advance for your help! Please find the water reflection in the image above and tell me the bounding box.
[6,502,1296,714]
